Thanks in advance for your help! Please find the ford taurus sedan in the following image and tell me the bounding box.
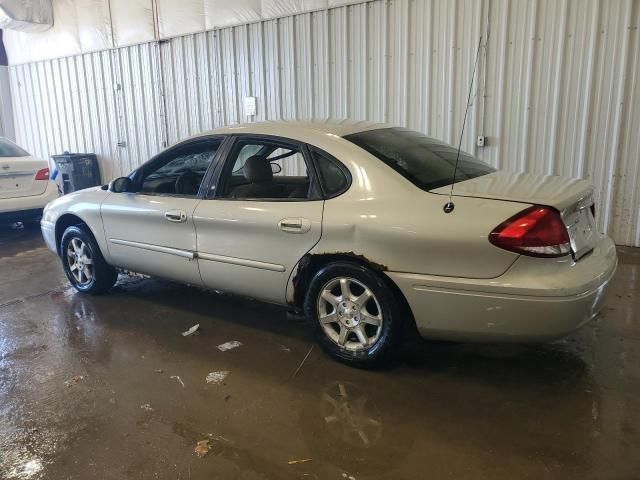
[41,121,617,366]
[0,137,58,224]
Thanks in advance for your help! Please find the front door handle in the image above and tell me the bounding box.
[278,217,311,234]
[165,210,187,223]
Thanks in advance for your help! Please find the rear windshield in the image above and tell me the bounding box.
[0,138,29,157]
[344,127,495,191]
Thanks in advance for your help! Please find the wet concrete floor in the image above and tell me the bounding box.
[0,223,639,479]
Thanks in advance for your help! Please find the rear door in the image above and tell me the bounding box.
[193,135,324,304]
[0,139,48,199]
[100,136,225,285]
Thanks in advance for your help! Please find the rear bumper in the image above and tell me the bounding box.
[0,181,58,218]
[0,207,45,222]
[387,235,618,342]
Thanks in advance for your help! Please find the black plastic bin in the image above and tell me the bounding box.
[51,152,101,194]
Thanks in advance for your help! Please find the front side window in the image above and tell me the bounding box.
[344,127,495,191]
[138,139,221,196]
[219,138,317,200]
[0,138,29,157]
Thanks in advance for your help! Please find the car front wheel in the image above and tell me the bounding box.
[304,262,403,367]
[61,225,118,294]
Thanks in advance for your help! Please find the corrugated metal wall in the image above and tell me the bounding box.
[8,0,640,246]
[0,66,15,140]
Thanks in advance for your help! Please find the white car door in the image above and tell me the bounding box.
[100,137,225,285]
[193,135,324,304]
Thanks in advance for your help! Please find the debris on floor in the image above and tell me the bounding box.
[140,403,153,411]
[205,370,229,384]
[64,375,85,387]
[279,345,291,353]
[181,324,200,337]
[287,458,312,465]
[194,439,212,458]
[154,369,163,373]
[217,340,242,352]
[170,375,185,388]
[341,474,356,480]
[292,345,314,378]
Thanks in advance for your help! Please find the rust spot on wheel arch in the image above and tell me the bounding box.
[291,252,388,308]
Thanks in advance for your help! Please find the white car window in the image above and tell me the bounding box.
[0,138,29,157]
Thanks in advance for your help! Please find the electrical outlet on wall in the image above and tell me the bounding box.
[476,135,486,147]
[244,97,257,117]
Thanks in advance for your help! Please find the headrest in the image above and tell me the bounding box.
[244,155,273,183]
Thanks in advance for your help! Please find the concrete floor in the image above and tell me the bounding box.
[0,224,639,480]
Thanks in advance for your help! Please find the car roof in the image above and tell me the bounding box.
[192,119,393,139]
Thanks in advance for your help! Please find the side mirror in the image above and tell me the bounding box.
[109,177,134,193]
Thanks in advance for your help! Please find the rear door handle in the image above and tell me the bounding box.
[165,210,187,223]
[278,217,311,234]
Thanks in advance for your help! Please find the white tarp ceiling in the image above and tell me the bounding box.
[0,0,53,32]
[2,0,365,64]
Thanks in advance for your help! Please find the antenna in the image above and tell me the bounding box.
[443,35,484,214]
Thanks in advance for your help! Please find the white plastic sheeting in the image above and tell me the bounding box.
[156,0,205,39]
[109,0,154,47]
[3,0,83,61]
[0,0,53,32]
[7,0,640,246]
[2,0,368,64]
[204,0,261,29]
[76,0,113,52]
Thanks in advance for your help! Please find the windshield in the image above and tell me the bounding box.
[344,127,495,191]
[0,138,30,157]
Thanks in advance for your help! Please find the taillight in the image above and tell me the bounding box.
[489,206,571,258]
[35,168,50,180]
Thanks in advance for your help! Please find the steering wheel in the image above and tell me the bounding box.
[174,171,201,196]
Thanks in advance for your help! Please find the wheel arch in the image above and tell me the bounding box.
[289,252,417,334]
[55,213,102,257]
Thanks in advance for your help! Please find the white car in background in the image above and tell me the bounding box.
[0,137,58,224]
[40,121,617,367]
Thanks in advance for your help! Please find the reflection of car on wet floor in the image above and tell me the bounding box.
[300,381,415,476]
[40,120,617,367]
[0,138,58,224]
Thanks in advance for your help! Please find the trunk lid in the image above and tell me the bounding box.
[432,171,597,260]
[0,155,49,199]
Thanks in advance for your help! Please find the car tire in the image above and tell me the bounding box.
[60,225,118,294]
[304,262,403,367]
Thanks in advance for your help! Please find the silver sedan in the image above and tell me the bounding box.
[41,121,617,366]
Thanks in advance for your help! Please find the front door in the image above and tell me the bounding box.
[101,137,224,285]
[193,136,323,304]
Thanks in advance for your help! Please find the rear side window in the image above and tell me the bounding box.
[344,127,495,191]
[0,138,29,157]
[311,147,350,198]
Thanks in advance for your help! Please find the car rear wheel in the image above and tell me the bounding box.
[61,225,118,294]
[304,262,402,367]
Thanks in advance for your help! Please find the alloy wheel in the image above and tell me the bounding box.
[317,277,384,351]
[66,237,94,286]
